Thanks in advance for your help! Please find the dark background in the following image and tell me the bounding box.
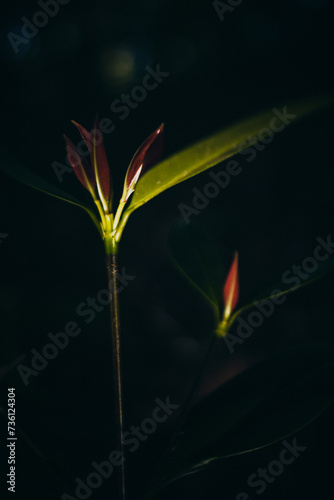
[1,0,334,499]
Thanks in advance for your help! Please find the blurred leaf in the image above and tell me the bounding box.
[125,97,332,219]
[168,220,228,320]
[0,146,102,236]
[0,355,25,382]
[145,341,334,498]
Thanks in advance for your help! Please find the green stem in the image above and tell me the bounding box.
[113,201,126,231]
[106,253,125,499]
[114,210,132,246]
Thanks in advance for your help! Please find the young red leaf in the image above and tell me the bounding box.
[64,135,96,193]
[122,123,164,202]
[91,117,112,211]
[223,251,239,320]
[71,120,93,153]
[139,123,164,174]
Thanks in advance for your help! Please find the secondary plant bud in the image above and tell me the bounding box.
[223,251,239,321]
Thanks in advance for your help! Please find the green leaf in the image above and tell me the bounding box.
[0,146,102,236]
[125,97,333,220]
[145,341,334,498]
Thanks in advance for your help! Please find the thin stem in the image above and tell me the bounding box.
[106,253,125,499]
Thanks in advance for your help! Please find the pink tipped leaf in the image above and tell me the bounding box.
[91,117,112,212]
[122,123,164,202]
[71,120,93,153]
[138,123,164,173]
[64,135,96,194]
[223,252,239,320]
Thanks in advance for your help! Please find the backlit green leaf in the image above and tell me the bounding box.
[125,97,332,221]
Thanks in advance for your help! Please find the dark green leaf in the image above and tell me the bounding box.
[0,146,102,236]
[145,341,334,498]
